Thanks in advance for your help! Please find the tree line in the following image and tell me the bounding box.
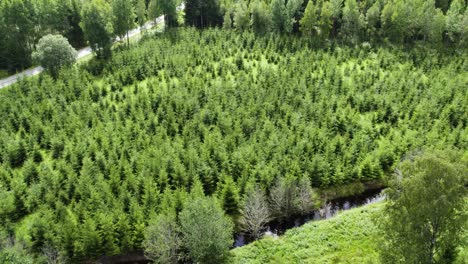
[0,0,183,72]
[224,0,467,45]
[1,0,467,73]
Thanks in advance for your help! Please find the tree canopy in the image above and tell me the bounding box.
[379,149,468,264]
[32,34,78,78]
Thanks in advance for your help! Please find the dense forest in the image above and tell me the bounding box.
[0,0,467,263]
[1,28,466,262]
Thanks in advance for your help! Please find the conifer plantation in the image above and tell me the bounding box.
[0,0,467,263]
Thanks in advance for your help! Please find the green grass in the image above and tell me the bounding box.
[231,203,384,264]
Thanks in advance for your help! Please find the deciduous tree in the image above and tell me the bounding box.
[143,212,181,264]
[32,34,78,78]
[112,0,135,48]
[179,197,233,264]
[378,149,467,264]
[80,0,112,58]
[240,185,271,239]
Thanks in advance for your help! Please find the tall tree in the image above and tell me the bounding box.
[378,149,467,264]
[112,0,135,48]
[218,176,240,219]
[143,212,181,264]
[233,2,250,31]
[300,0,320,36]
[285,0,304,33]
[223,9,233,29]
[271,0,288,33]
[329,0,343,37]
[136,0,147,28]
[239,185,271,239]
[365,1,381,41]
[160,0,178,27]
[446,0,465,43]
[80,0,113,59]
[251,0,272,35]
[0,0,36,71]
[341,0,363,42]
[185,0,223,28]
[179,197,234,264]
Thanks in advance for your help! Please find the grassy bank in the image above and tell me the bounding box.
[231,203,384,264]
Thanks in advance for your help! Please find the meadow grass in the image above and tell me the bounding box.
[231,203,384,264]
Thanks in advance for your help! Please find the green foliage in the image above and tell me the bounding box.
[80,0,113,59]
[144,212,181,264]
[112,0,136,47]
[180,197,234,264]
[149,0,178,27]
[223,9,233,30]
[0,28,466,261]
[218,176,241,219]
[251,0,272,35]
[185,0,223,28]
[136,0,147,28]
[0,237,34,264]
[446,0,466,43]
[233,2,250,32]
[32,34,78,79]
[232,203,384,263]
[341,0,363,42]
[1,0,467,73]
[300,0,319,36]
[378,149,468,264]
[271,0,288,33]
[0,0,35,71]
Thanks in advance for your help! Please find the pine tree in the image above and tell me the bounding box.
[219,176,240,218]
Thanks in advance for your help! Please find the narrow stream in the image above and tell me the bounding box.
[99,188,385,263]
[233,188,385,248]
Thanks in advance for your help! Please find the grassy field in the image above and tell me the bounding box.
[231,203,384,264]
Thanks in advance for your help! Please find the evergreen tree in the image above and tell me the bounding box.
[271,0,288,33]
[219,176,240,219]
[445,0,465,43]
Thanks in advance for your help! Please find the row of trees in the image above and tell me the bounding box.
[2,0,467,73]
[0,0,187,72]
[224,0,468,45]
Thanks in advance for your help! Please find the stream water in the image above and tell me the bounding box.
[99,188,385,263]
[233,188,385,248]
